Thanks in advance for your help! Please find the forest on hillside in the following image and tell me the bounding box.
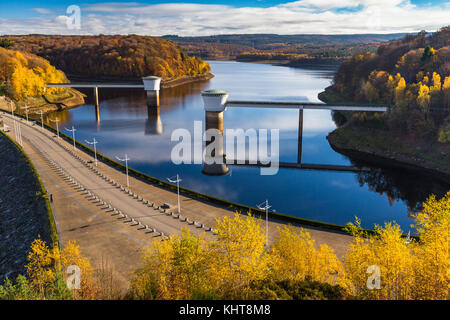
[0,47,67,100]
[326,27,450,144]
[164,33,407,60]
[2,35,211,80]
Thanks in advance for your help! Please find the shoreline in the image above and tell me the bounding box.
[327,129,450,184]
[6,110,402,237]
[0,88,86,116]
[65,72,214,89]
[161,72,214,88]
[218,57,342,70]
[0,72,213,117]
[319,87,450,183]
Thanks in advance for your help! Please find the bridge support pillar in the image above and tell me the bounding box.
[297,108,303,164]
[201,90,230,176]
[143,76,161,107]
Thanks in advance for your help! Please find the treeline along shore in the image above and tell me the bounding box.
[319,27,450,181]
[0,34,214,116]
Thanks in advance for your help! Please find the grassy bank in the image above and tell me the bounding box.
[327,124,450,183]
[0,130,58,282]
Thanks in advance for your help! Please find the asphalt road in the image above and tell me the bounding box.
[1,111,352,287]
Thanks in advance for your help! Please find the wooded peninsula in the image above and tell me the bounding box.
[321,27,450,179]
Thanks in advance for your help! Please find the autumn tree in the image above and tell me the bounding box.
[1,238,97,300]
[0,47,67,100]
[269,226,343,285]
[3,35,212,80]
[343,192,450,300]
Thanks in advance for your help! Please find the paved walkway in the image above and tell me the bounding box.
[1,112,352,289]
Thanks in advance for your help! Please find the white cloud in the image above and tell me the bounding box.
[54,15,71,25]
[33,8,54,14]
[1,1,449,36]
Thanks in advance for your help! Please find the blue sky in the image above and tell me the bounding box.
[1,1,449,35]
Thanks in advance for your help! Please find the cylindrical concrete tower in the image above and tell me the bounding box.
[201,90,229,176]
[142,76,162,107]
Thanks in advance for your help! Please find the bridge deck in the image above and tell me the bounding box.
[226,100,388,111]
[47,82,144,88]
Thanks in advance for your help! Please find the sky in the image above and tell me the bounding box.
[0,0,449,36]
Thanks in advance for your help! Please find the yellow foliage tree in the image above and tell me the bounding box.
[443,76,450,109]
[61,241,97,299]
[394,74,407,110]
[412,192,450,299]
[25,237,59,296]
[344,220,415,299]
[129,214,270,300]
[209,214,269,298]
[131,229,211,300]
[431,72,442,91]
[24,238,97,299]
[344,192,450,300]
[417,83,431,112]
[129,196,450,300]
[269,226,343,285]
[0,47,67,100]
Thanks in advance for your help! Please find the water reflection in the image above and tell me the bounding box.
[39,61,450,230]
[354,162,450,218]
[203,111,229,176]
[145,106,163,135]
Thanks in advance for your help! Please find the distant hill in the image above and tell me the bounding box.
[2,35,211,82]
[163,33,409,47]
[163,33,409,61]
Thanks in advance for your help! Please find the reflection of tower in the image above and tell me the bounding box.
[297,108,303,164]
[145,105,163,135]
[94,87,100,123]
[201,90,229,176]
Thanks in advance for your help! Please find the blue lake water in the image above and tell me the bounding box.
[44,61,450,231]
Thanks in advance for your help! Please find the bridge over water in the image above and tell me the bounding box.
[46,77,388,175]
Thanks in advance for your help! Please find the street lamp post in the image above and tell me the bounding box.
[85,138,98,166]
[49,118,60,139]
[24,105,29,123]
[39,111,44,129]
[167,174,182,214]
[65,126,77,150]
[257,199,272,247]
[13,119,22,146]
[115,154,130,188]
[10,101,14,116]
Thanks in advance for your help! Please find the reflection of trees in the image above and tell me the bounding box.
[44,109,72,126]
[354,165,450,217]
[331,111,347,127]
[160,81,209,108]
